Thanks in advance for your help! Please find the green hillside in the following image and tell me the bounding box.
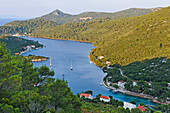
[0,19,58,35]
[0,36,43,54]
[32,7,170,66]
[36,8,161,24]
[0,7,169,66]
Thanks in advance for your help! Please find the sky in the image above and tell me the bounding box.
[0,0,169,18]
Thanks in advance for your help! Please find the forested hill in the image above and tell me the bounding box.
[0,19,58,35]
[0,7,169,66]
[32,6,170,66]
[36,8,161,24]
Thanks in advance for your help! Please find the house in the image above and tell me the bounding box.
[137,105,145,111]
[98,56,104,59]
[132,80,138,86]
[31,45,35,48]
[80,93,93,99]
[106,61,111,65]
[15,52,20,55]
[123,102,136,110]
[146,82,151,86]
[118,81,126,89]
[100,95,110,102]
[26,45,32,51]
[32,83,38,87]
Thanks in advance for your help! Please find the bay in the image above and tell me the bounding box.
[21,36,157,106]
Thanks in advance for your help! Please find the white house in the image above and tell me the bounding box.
[26,45,32,51]
[123,101,136,110]
[118,81,126,89]
[132,80,138,86]
[106,61,111,65]
[99,56,104,59]
[167,83,170,89]
[80,93,93,99]
[31,45,35,48]
[100,95,110,102]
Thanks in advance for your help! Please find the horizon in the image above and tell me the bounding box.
[0,0,169,19]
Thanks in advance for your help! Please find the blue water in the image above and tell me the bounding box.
[21,36,157,106]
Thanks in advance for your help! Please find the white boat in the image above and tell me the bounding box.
[100,83,103,86]
[71,62,73,70]
[90,61,93,63]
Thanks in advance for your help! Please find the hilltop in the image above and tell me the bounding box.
[35,8,161,24]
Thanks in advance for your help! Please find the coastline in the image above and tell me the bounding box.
[102,78,168,105]
[27,35,93,44]
[23,36,168,106]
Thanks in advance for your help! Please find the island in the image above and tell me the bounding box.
[25,54,49,62]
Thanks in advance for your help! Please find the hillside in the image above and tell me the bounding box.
[31,7,170,66]
[0,19,58,35]
[0,7,169,66]
[36,8,161,24]
[0,36,43,54]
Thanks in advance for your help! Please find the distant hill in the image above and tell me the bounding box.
[0,19,58,35]
[35,8,162,24]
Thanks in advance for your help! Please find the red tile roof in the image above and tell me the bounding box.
[80,93,90,98]
[146,81,151,83]
[137,105,145,111]
[100,96,110,99]
[33,83,37,86]
[119,81,125,83]
[132,80,138,82]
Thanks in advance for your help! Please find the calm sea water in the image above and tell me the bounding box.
[21,36,157,106]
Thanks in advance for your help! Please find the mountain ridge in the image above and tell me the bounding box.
[35,7,162,24]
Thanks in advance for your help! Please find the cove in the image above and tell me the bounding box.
[21,36,157,106]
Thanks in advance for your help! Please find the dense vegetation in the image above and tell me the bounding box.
[0,19,58,35]
[105,57,170,102]
[37,8,160,24]
[0,7,169,66]
[0,43,82,112]
[0,36,43,54]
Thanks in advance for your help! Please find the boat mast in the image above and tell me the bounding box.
[50,57,52,70]
[71,61,73,70]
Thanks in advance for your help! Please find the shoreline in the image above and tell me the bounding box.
[22,36,168,105]
[27,36,93,44]
[102,78,168,105]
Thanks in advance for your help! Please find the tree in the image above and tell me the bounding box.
[130,100,136,105]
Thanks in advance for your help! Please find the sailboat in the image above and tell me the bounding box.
[71,62,73,70]
[50,57,52,70]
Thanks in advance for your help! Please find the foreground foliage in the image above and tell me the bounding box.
[0,43,82,112]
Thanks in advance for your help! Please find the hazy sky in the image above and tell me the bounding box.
[0,0,169,18]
